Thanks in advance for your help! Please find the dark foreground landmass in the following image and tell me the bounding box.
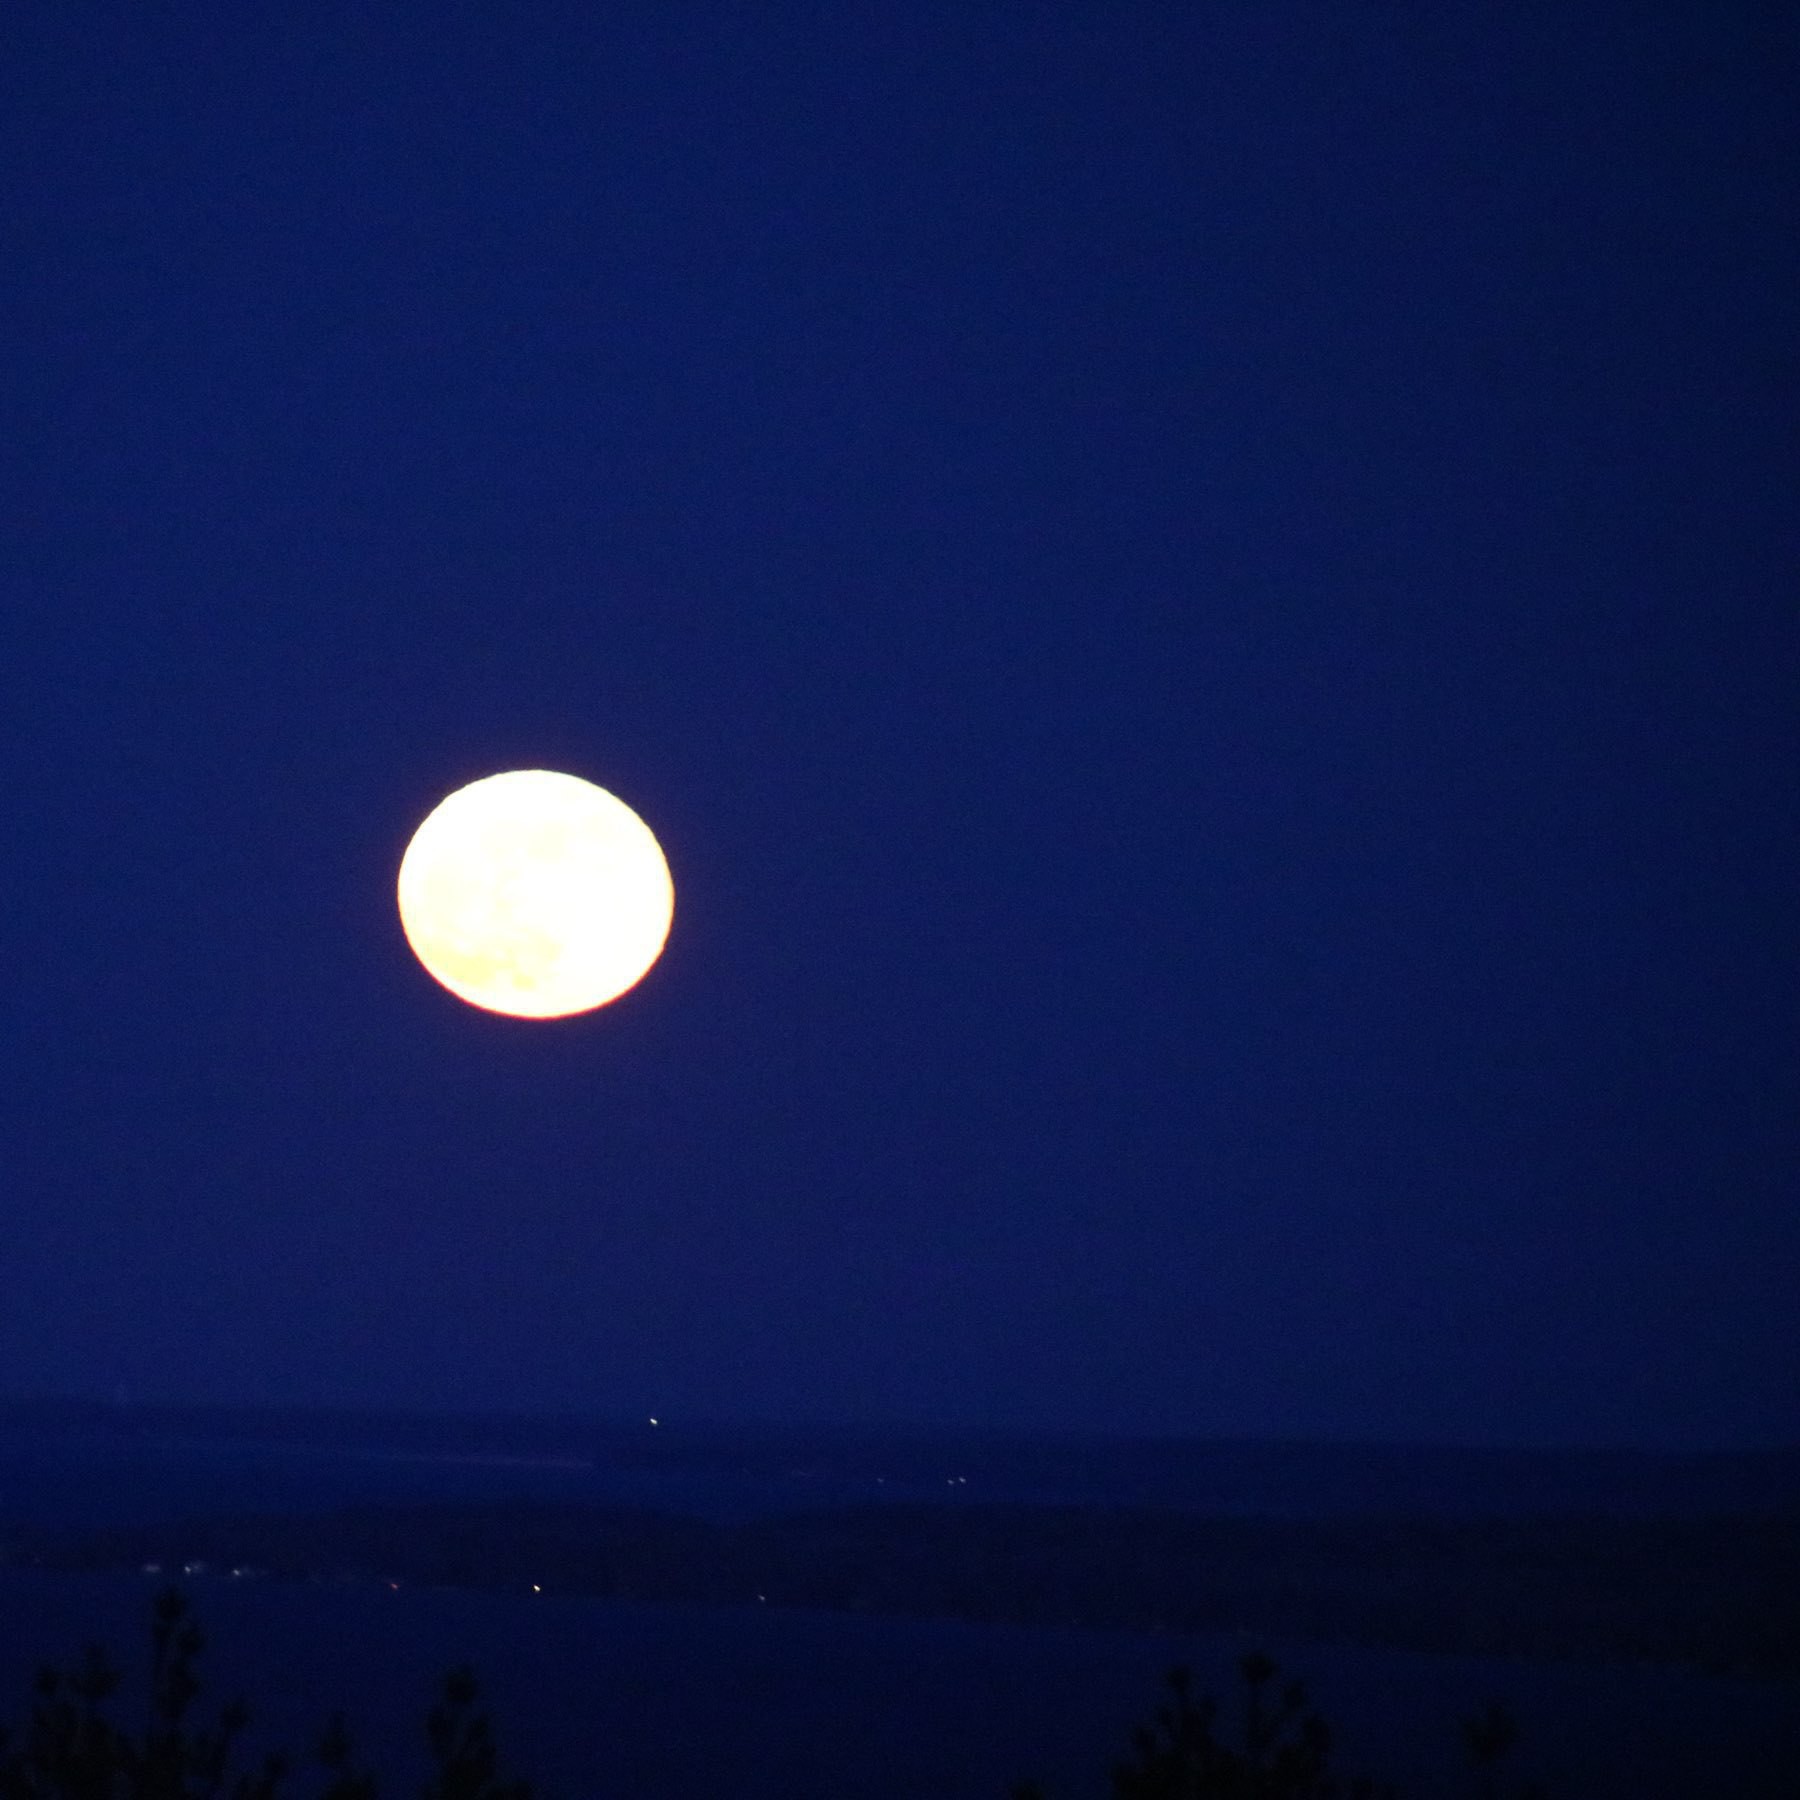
[0,1583,1551,1800]
[11,1498,1796,1680]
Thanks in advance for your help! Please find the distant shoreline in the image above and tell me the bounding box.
[9,1495,1795,1681]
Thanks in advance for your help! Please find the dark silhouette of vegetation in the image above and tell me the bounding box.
[0,1590,1551,1799]
[1011,1654,1546,1800]
[420,1670,529,1800]
[1460,1702,1543,1800]
[0,1589,529,1800]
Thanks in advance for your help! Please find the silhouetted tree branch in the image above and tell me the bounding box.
[1012,1652,1548,1799]
[0,1590,526,1800]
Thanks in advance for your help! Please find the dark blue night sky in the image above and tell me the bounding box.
[1,4,1793,1447]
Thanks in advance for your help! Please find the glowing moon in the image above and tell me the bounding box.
[397,770,674,1018]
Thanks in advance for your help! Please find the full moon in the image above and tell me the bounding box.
[397,769,674,1018]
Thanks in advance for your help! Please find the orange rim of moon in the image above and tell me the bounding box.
[397,770,674,1018]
